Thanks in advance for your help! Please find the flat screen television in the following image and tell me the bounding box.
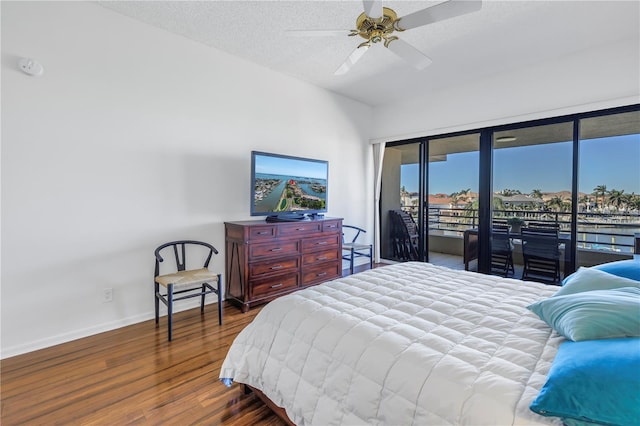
[251,151,328,222]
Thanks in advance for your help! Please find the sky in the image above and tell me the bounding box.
[401,134,639,195]
[255,152,328,180]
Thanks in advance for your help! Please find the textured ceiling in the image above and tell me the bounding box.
[97,1,640,107]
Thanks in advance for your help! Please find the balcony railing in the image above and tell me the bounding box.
[401,206,640,254]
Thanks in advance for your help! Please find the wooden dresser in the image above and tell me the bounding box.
[224,218,343,312]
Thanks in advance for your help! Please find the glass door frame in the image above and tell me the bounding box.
[380,103,639,276]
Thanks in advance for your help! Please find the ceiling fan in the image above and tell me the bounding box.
[290,0,482,75]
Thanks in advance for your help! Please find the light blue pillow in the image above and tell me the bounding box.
[530,338,640,426]
[555,266,640,297]
[527,287,640,341]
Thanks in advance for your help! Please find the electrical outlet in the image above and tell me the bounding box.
[103,288,113,303]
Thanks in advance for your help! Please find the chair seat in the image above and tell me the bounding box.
[155,268,219,289]
[341,225,373,276]
[343,242,371,251]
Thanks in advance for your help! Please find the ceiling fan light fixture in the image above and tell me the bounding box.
[355,7,398,44]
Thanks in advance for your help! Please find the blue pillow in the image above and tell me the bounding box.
[555,266,640,297]
[527,287,640,341]
[592,259,640,281]
[563,260,640,285]
[530,338,640,426]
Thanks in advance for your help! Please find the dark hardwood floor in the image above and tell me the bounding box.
[1,264,382,425]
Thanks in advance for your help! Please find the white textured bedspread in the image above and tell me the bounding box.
[220,262,564,425]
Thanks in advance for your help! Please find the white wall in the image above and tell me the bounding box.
[371,38,640,142]
[0,2,373,358]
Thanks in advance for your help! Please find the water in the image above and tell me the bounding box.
[254,173,327,212]
[578,226,640,253]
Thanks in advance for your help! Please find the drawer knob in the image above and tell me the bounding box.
[296,227,306,231]
[271,265,283,270]
[317,272,327,277]
[257,231,270,235]
[270,247,283,252]
[271,283,283,288]
[316,241,327,245]
[317,256,327,261]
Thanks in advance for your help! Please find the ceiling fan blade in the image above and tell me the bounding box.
[386,39,432,70]
[395,0,482,31]
[334,45,370,75]
[285,29,350,37]
[363,0,383,19]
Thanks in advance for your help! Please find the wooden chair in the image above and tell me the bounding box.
[342,225,373,275]
[154,240,222,341]
[491,224,515,277]
[520,227,562,284]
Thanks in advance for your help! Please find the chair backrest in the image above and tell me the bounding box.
[390,209,418,238]
[154,240,218,276]
[520,227,560,257]
[342,225,366,243]
[491,224,511,251]
[527,221,560,231]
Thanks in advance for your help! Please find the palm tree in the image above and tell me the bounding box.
[464,199,479,226]
[530,189,543,199]
[449,192,460,208]
[458,188,471,203]
[578,195,591,212]
[628,193,640,212]
[607,189,626,211]
[547,196,565,212]
[499,188,521,197]
[593,184,607,209]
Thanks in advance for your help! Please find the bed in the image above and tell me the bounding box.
[220,261,640,425]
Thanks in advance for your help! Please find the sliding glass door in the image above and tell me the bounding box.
[577,110,640,266]
[492,122,574,281]
[377,104,639,279]
[428,134,479,268]
[380,142,423,261]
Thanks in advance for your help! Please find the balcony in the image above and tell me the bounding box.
[390,206,638,276]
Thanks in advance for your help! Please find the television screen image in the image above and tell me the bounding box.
[251,151,328,219]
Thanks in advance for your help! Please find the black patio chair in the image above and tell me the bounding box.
[521,227,562,284]
[491,224,515,277]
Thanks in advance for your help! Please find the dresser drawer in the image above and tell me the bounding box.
[322,220,341,232]
[302,249,340,265]
[278,222,322,237]
[250,273,299,299]
[301,234,340,252]
[250,257,299,278]
[301,261,341,285]
[248,225,277,240]
[250,241,299,258]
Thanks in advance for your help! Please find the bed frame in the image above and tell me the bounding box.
[243,384,295,426]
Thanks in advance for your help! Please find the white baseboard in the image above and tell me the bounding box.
[0,299,217,359]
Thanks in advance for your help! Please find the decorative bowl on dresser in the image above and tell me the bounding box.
[224,218,343,312]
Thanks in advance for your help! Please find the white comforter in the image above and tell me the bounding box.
[220,262,564,425]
